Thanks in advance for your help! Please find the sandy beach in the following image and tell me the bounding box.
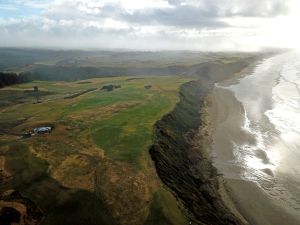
[207,54,300,225]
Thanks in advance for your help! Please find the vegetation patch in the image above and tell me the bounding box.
[0,141,116,225]
[64,88,97,99]
[145,188,187,225]
[101,84,121,91]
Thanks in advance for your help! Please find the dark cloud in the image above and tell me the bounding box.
[100,0,290,29]
[121,6,229,28]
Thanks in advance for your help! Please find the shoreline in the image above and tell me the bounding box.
[149,58,264,225]
[150,79,247,225]
[206,59,300,225]
[199,94,249,224]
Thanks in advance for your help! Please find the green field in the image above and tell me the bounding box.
[0,76,191,225]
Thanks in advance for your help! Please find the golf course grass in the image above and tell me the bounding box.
[0,76,192,225]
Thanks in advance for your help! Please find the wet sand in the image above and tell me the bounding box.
[225,178,300,225]
[208,82,300,225]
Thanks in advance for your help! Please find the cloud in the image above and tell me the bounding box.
[0,0,298,50]
[167,0,290,17]
[121,6,229,28]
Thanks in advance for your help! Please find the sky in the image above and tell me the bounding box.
[0,0,299,51]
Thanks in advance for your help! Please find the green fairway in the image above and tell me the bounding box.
[91,93,172,166]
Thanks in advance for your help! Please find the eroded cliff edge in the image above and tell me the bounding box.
[149,58,265,225]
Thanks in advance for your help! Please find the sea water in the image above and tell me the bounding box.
[216,51,300,212]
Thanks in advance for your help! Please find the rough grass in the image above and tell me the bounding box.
[0,76,191,225]
[1,142,48,189]
[145,188,187,225]
[1,142,117,225]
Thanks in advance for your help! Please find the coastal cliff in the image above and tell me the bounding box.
[149,59,260,225]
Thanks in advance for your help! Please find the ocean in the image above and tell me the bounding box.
[211,51,300,222]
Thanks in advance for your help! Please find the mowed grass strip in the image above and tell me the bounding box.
[63,85,147,114]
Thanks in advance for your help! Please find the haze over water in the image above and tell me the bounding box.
[214,51,300,215]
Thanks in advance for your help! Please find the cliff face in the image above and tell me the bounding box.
[149,59,258,225]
